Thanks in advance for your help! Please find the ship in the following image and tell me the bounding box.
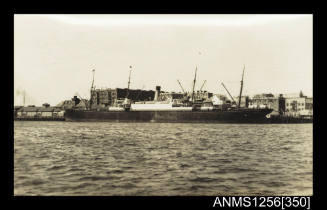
[64,108,272,123]
[64,66,273,123]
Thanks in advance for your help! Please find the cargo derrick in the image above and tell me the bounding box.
[177,80,190,104]
[190,67,204,111]
[177,80,186,94]
[199,80,207,91]
[221,82,236,105]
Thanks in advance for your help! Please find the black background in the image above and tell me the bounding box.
[4,2,323,209]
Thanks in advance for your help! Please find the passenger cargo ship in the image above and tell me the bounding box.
[64,66,275,123]
[64,108,273,123]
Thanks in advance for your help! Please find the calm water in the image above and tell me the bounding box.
[14,121,312,196]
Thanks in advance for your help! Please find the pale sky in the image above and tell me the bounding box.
[14,14,312,106]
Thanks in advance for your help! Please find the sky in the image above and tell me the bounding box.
[14,14,312,106]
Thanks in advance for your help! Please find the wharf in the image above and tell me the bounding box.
[14,117,65,121]
[266,115,312,123]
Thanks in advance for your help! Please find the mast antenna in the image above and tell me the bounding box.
[238,65,245,108]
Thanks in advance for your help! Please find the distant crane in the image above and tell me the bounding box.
[199,80,207,91]
[177,80,186,94]
[221,82,236,104]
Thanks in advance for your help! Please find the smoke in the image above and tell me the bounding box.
[15,88,37,106]
[16,87,25,96]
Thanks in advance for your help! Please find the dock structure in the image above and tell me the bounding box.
[14,105,65,121]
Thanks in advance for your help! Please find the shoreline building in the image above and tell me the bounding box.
[248,93,285,114]
[90,88,155,108]
[249,91,313,117]
[56,98,88,110]
[15,104,64,120]
[284,91,313,117]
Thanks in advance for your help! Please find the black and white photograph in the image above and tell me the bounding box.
[14,14,313,197]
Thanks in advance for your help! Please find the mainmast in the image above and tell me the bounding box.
[238,65,245,108]
[122,66,133,111]
[191,66,197,103]
[89,69,95,109]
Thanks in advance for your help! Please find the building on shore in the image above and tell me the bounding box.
[57,97,89,110]
[248,91,313,117]
[284,92,313,117]
[14,106,23,118]
[90,88,155,108]
[15,104,65,120]
[248,93,285,114]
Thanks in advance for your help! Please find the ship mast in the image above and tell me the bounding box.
[238,65,245,108]
[191,66,197,103]
[91,69,95,91]
[126,66,132,98]
[89,69,95,109]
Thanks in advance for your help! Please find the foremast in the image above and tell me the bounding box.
[123,66,132,111]
[191,66,197,103]
[238,65,245,108]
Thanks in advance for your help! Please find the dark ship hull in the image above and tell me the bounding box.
[64,108,273,123]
